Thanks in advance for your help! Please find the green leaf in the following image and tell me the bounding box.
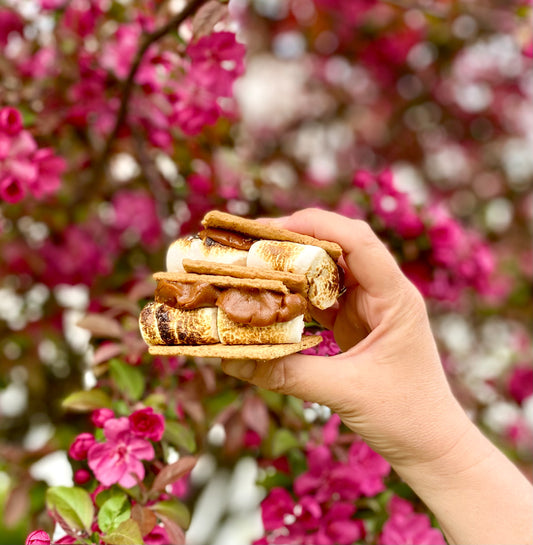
[62,389,112,412]
[103,518,143,545]
[143,393,167,412]
[151,499,190,530]
[109,359,144,401]
[98,493,131,534]
[271,428,299,458]
[45,486,94,532]
[163,421,196,453]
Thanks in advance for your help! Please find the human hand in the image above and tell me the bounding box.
[221,208,471,472]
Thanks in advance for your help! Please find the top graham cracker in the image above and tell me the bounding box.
[201,211,343,260]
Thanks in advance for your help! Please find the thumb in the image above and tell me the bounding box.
[221,353,353,407]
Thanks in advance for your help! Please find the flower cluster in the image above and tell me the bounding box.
[378,496,446,545]
[352,169,499,303]
[256,415,390,544]
[0,107,66,204]
[62,23,245,145]
[171,31,246,135]
[68,407,164,488]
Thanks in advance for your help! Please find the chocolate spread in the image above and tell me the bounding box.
[199,228,256,250]
[216,289,307,327]
[156,282,306,325]
[155,281,220,309]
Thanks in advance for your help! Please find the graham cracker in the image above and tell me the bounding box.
[153,271,289,294]
[182,259,308,295]
[201,211,342,260]
[147,335,322,360]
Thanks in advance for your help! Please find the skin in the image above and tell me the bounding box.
[221,208,533,545]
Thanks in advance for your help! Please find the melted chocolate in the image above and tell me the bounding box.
[217,289,306,327]
[155,281,220,309]
[199,228,256,250]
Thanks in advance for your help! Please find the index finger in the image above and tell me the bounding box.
[279,208,405,298]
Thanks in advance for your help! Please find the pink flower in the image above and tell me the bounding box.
[508,366,533,405]
[144,525,172,545]
[88,417,155,488]
[378,496,446,545]
[261,487,295,532]
[128,407,165,442]
[0,175,26,204]
[315,503,364,545]
[91,408,115,428]
[187,32,246,97]
[0,107,23,135]
[171,79,221,135]
[111,190,162,249]
[0,8,24,47]
[348,440,390,496]
[68,432,96,461]
[0,108,65,204]
[322,413,341,446]
[27,148,66,198]
[74,468,92,485]
[25,530,50,545]
[302,331,340,356]
[101,23,141,80]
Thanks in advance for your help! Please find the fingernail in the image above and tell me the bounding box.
[223,359,256,380]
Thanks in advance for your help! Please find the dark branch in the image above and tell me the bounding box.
[83,0,210,197]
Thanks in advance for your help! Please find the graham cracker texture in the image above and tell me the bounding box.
[182,259,308,294]
[201,211,342,260]
[153,271,289,294]
[147,335,322,360]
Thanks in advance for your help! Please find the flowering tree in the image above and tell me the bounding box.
[1,0,532,544]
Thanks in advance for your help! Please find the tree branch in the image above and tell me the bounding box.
[81,0,210,199]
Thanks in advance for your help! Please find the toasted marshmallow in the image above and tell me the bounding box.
[217,309,304,345]
[139,302,219,345]
[166,236,248,272]
[247,240,339,310]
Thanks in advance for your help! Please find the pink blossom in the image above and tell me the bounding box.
[348,440,390,496]
[128,407,165,442]
[25,530,50,545]
[315,503,364,545]
[68,432,96,461]
[378,496,446,545]
[0,107,23,135]
[91,408,115,428]
[17,47,58,79]
[111,190,162,249]
[101,23,143,80]
[322,413,341,446]
[261,487,295,532]
[27,148,66,198]
[302,331,341,356]
[53,537,77,545]
[187,32,246,97]
[88,417,155,488]
[0,176,26,204]
[508,366,533,405]
[171,79,221,135]
[0,8,24,47]
[0,108,65,203]
[170,475,189,498]
[144,525,172,545]
[40,221,114,286]
[74,468,92,485]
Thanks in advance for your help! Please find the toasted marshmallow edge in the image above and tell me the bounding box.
[166,237,248,272]
[217,309,305,345]
[247,240,339,310]
[139,303,219,345]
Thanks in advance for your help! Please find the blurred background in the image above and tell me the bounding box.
[0,0,531,543]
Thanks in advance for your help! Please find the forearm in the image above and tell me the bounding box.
[395,407,533,545]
